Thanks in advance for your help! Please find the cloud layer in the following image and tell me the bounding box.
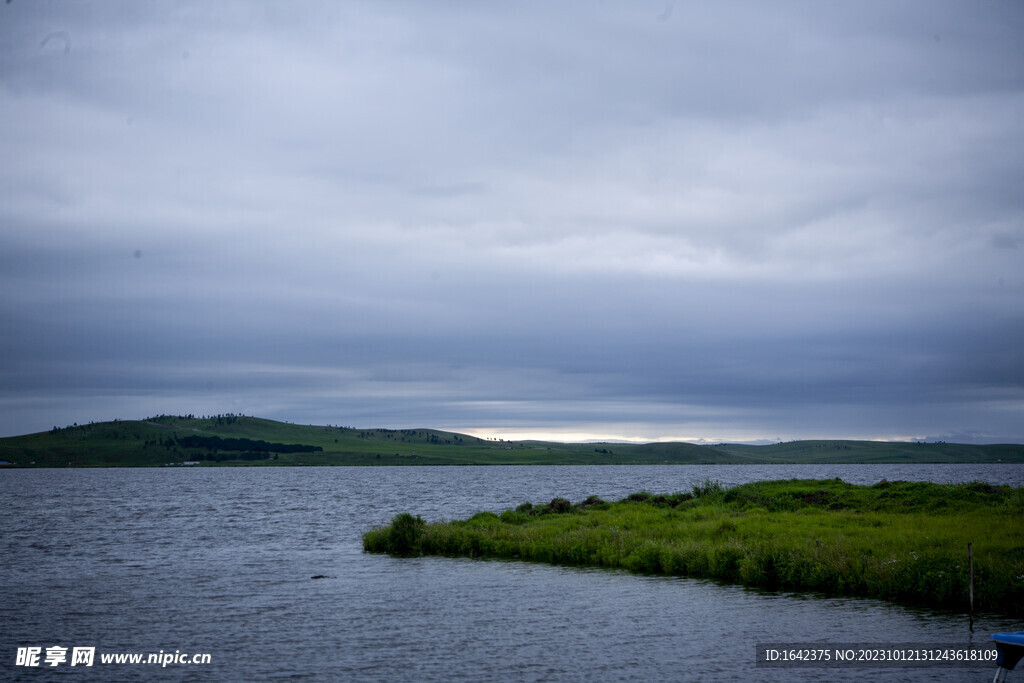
[2,1,1022,441]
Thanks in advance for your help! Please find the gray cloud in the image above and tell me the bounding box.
[1,0,1022,441]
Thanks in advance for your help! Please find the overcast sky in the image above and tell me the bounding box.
[2,1,1022,443]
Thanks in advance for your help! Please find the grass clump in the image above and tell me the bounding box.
[691,478,724,500]
[363,512,426,555]
[362,479,1024,615]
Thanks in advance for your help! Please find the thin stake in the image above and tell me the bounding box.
[968,541,974,631]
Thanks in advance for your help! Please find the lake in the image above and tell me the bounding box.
[2,464,1022,681]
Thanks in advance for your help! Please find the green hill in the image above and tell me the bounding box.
[0,415,1021,467]
[713,439,1024,464]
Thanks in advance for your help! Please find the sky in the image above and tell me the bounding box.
[1,1,1022,443]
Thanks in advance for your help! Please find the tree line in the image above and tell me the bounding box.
[175,435,322,453]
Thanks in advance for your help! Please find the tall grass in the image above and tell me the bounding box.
[363,479,1024,615]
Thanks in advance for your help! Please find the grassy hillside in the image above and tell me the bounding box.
[714,439,1024,464]
[0,415,737,467]
[0,415,1021,466]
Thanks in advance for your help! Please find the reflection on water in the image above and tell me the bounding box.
[2,465,1021,681]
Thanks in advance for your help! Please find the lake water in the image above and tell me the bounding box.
[2,464,1022,681]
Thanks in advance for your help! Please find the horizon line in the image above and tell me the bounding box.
[4,414,1021,446]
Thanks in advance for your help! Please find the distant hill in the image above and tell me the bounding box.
[711,440,1024,464]
[0,415,1021,467]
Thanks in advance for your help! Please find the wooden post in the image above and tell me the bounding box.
[968,542,974,631]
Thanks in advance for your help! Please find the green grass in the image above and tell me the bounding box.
[1,415,1022,466]
[363,479,1024,615]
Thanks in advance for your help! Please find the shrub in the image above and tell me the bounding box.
[544,497,573,513]
[386,512,425,555]
[579,495,609,511]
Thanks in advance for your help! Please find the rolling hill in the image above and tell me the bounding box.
[0,415,1021,467]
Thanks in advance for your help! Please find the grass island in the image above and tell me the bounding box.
[363,478,1024,616]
